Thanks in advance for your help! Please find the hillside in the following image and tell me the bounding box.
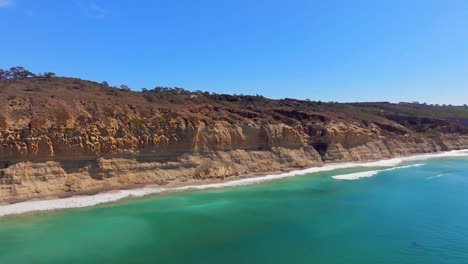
[0,68,468,202]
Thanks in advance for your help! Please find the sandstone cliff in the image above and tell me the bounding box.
[1,76,468,201]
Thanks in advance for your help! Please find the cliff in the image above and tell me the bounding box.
[1,74,468,201]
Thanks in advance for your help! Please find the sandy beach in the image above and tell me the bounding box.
[1,149,468,218]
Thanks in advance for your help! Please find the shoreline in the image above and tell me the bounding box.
[1,149,468,218]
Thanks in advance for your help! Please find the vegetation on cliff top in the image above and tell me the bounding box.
[0,67,467,136]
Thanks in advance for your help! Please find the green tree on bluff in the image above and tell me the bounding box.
[0,66,37,81]
[120,85,131,91]
[42,72,56,79]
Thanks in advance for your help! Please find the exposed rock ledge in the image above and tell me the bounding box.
[1,77,468,202]
[1,126,467,202]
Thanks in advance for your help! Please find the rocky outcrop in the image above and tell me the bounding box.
[1,77,468,202]
[1,118,467,202]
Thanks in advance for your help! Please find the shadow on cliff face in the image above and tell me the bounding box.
[311,143,329,157]
[57,159,100,174]
[0,161,10,169]
[135,147,195,163]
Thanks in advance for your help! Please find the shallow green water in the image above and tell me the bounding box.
[1,157,468,264]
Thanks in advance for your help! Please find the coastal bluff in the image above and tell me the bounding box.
[1,74,468,201]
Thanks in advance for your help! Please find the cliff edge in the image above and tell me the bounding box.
[1,69,468,201]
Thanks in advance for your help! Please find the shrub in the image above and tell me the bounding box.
[129,118,145,128]
[11,109,26,120]
[102,117,113,127]
[76,115,87,126]
[120,85,131,91]
[156,117,168,127]
[24,84,41,92]
[42,72,56,79]
[102,107,115,116]
[187,116,200,124]
[30,118,47,129]
[0,115,7,130]
[55,109,70,125]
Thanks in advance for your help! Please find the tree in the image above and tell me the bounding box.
[101,81,109,87]
[464,104,468,108]
[0,69,6,81]
[0,67,36,80]
[11,67,35,79]
[43,72,56,79]
[120,85,131,91]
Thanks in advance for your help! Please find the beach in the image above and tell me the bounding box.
[1,149,468,218]
[2,152,468,264]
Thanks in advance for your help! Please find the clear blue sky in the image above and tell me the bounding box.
[1,0,467,104]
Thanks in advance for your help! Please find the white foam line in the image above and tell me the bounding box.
[332,164,425,180]
[332,170,380,180]
[426,173,449,180]
[1,149,468,218]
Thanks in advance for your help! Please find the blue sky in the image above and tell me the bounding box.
[1,0,467,104]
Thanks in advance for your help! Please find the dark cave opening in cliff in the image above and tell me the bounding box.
[311,143,329,157]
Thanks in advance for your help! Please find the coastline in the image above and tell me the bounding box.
[1,149,468,218]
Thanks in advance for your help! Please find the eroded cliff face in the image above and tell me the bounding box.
[1,77,468,201]
[1,120,467,202]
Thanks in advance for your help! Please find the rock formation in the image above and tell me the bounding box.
[0,76,467,201]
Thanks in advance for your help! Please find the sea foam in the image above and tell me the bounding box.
[332,164,424,180]
[426,173,450,180]
[1,149,468,218]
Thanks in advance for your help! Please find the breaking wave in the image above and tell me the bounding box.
[426,173,449,180]
[1,149,468,218]
[332,164,425,180]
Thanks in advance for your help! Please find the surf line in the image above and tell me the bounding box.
[1,149,468,218]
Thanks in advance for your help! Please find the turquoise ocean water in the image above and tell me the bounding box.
[1,155,468,264]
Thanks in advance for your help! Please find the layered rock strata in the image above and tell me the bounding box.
[1,121,467,202]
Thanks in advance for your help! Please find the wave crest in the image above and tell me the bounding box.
[0,150,467,217]
[332,164,425,180]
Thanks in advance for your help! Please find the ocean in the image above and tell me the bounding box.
[1,151,468,264]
